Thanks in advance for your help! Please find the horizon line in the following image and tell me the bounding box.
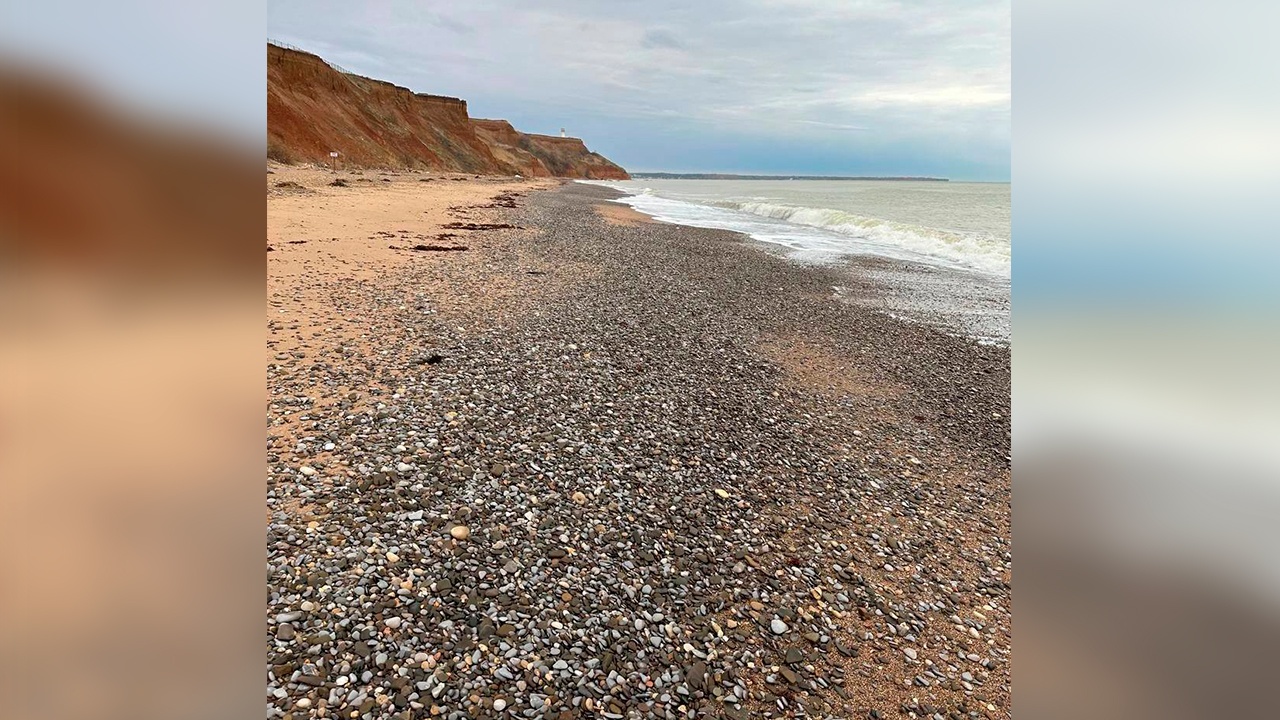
[628,171,952,181]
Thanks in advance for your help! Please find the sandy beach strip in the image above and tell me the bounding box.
[267,171,1010,719]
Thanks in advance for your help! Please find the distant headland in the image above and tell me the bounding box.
[630,173,948,181]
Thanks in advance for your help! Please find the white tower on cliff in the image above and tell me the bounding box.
[560,127,566,137]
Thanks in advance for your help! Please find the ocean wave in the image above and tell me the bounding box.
[711,200,1010,276]
[577,180,1010,278]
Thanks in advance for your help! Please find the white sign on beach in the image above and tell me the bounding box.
[329,151,339,157]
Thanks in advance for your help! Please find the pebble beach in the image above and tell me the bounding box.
[267,169,1011,720]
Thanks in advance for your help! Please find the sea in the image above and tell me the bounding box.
[580,178,1011,344]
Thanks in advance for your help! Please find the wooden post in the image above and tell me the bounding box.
[329,151,339,172]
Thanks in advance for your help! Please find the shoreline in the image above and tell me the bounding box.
[267,172,1010,719]
[589,185,1011,346]
[581,181,1010,344]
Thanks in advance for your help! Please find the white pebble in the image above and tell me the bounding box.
[384,617,402,629]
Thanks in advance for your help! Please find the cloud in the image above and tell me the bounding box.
[430,14,475,35]
[640,28,684,50]
[797,120,869,132]
[267,0,1010,178]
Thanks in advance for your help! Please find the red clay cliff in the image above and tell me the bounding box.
[267,43,629,179]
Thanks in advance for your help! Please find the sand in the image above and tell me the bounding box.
[268,163,557,343]
[267,165,561,437]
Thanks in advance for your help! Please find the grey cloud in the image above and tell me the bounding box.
[430,14,475,35]
[641,29,684,49]
[268,0,1008,174]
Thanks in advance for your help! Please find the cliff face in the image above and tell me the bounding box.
[519,133,630,180]
[267,44,502,172]
[267,43,629,179]
[469,120,629,180]
[470,119,553,178]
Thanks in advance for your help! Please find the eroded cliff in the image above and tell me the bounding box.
[267,43,628,179]
[518,133,631,180]
[470,119,553,178]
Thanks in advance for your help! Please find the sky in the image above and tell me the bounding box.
[268,0,1010,181]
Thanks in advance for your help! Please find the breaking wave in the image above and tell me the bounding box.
[712,200,1009,277]
[579,181,1010,278]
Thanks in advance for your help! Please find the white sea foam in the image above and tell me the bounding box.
[576,178,1011,343]
[720,200,1009,277]
[579,180,1010,278]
